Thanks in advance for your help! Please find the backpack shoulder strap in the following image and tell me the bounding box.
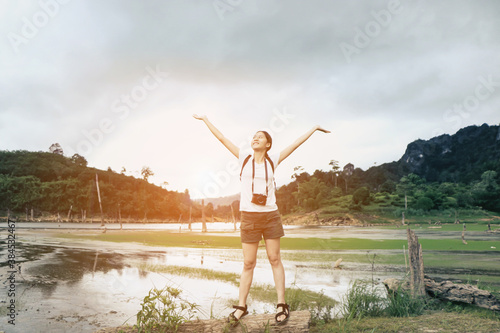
[265,154,277,191]
[240,155,252,181]
[265,154,275,174]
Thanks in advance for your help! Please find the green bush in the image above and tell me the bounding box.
[415,197,434,211]
[353,187,370,205]
[135,286,198,333]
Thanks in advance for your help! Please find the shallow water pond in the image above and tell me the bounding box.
[0,226,499,333]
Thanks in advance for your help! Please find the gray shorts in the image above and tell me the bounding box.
[240,210,284,243]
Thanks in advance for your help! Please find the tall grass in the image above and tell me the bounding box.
[339,280,386,321]
[385,287,426,317]
[285,283,336,324]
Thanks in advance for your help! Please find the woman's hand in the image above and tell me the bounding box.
[315,125,331,133]
[193,114,207,121]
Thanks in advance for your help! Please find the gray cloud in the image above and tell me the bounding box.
[1,0,499,196]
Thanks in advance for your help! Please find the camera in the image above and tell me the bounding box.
[251,193,267,206]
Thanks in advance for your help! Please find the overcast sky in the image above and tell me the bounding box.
[1,0,499,199]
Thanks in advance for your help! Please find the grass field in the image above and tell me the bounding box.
[58,228,500,252]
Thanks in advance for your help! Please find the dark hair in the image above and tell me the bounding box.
[257,130,272,152]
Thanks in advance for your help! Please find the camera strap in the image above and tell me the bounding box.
[252,157,268,196]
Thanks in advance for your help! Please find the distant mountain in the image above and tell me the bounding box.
[397,123,500,183]
[194,193,240,208]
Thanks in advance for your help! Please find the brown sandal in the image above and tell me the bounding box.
[275,303,290,325]
[228,305,248,327]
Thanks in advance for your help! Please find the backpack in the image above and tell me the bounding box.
[240,154,276,189]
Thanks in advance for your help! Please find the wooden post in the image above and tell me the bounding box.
[407,228,425,297]
[67,205,72,222]
[201,199,207,233]
[95,173,105,227]
[188,206,192,231]
[92,251,99,278]
[404,245,408,273]
[118,204,122,229]
[462,223,467,245]
[230,204,236,231]
[402,211,405,225]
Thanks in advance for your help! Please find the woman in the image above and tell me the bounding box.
[193,114,330,326]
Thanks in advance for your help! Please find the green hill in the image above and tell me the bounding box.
[1,124,499,223]
[0,150,194,221]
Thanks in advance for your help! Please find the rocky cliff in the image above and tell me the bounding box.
[398,123,500,182]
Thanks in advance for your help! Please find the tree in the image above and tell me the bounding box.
[329,160,341,187]
[141,166,154,182]
[397,173,425,210]
[205,202,214,220]
[342,163,354,193]
[472,170,500,212]
[415,197,434,211]
[292,166,304,205]
[380,180,396,193]
[49,143,64,155]
[71,153,88,167]
[292,177,329,211]
[352,187,370,205]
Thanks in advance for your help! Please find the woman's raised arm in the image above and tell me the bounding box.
[193,114,240,158]
[278,125,330,165]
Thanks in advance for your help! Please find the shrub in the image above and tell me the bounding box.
[135,286,198,333]
[415,197,434,211]
[353,187,370,205]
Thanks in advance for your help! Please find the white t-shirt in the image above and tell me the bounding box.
[239,150,280,212]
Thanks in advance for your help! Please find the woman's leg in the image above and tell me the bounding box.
[235,241,259,318]
[265,237,286,320]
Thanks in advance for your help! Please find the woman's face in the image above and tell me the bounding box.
[252,132,270,151]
